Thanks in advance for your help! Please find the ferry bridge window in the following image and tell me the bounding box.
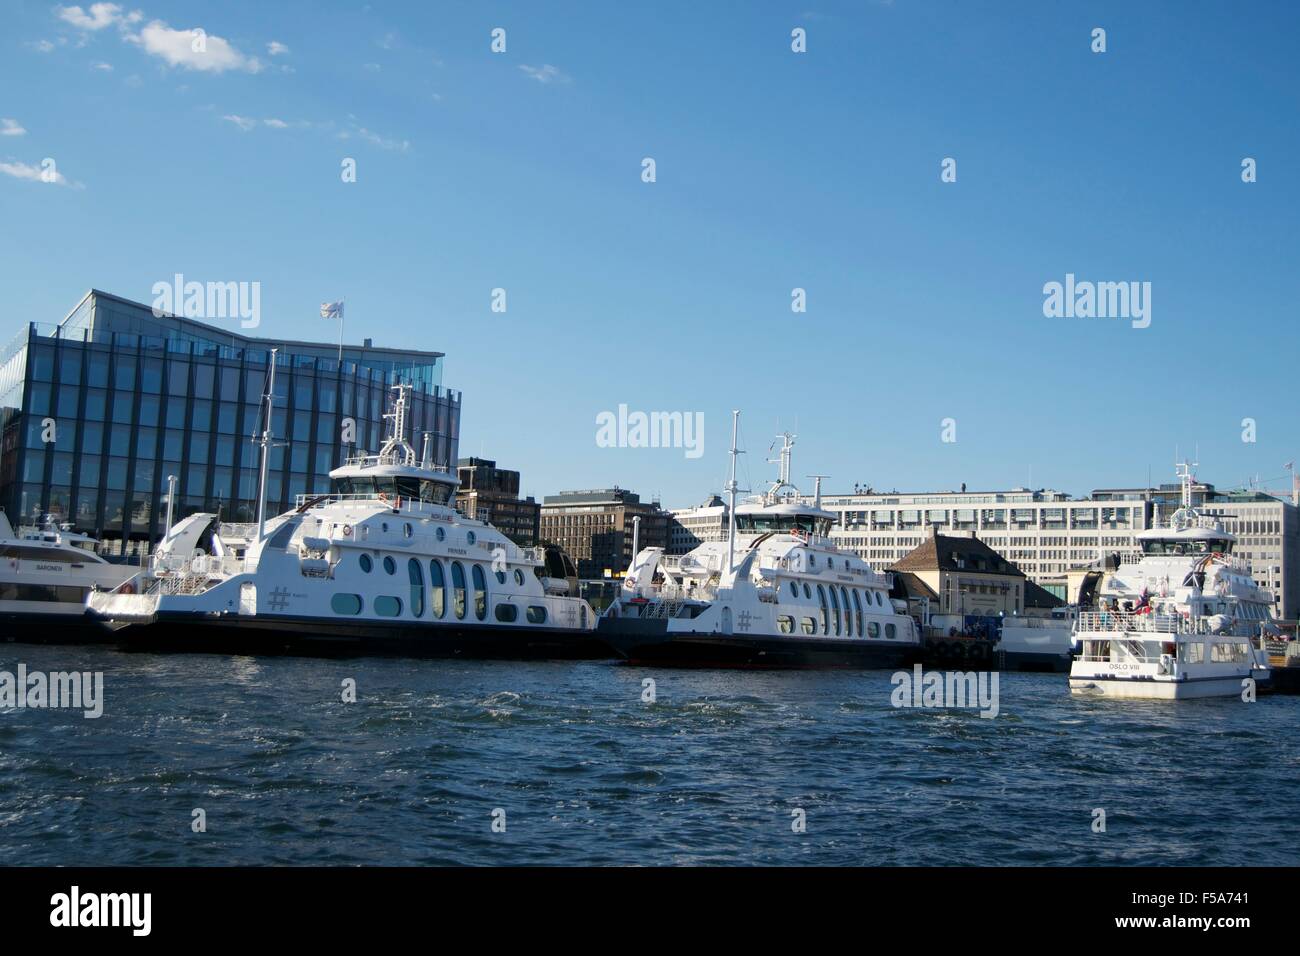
[408,559,425,617]
[451,562,467,619]
[471,564,488,620]
[429,560,446,618]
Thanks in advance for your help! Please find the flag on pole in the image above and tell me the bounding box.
[320,301,344,319]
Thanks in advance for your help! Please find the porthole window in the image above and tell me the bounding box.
[495,604,518,622]
[526,606,547,624]
[777,615,794,634]
[429,560,446,619]
[359,553,373,573]
[514,569,525,586]
[451,562,467,619]
[374,596,402,617]
[495,569,506,584]
[885,623,897,639]
[408,558,425,618]
[383,555,396,575]
[803,583,811,599]
[467,531,476,546]
[404,523,413,538]
[471,564,488,621]
[817,585,829,635]
[801,617,816,635]
[331,593,363,615]
[788,582,798,598]
[435,526,446,542]
[868,621,880,639]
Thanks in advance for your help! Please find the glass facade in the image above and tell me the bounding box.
[0,291,460,552]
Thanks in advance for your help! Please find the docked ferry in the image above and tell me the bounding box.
[0,512,135,641]
[1068,464,1273,699]
[89,383,600,659]
[597,418,921,668]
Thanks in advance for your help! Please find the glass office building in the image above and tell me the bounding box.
[0,290,461,553]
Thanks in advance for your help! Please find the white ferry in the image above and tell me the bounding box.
[1068,464,1273,699]
[0,512,135,641]
[597,416,921,668]
[89,380,600,659]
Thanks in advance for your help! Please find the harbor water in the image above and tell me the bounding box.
[2,643,1298,866]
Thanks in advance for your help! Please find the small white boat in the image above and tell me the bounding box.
[1069,463,1273,700]
[0,512,135,641]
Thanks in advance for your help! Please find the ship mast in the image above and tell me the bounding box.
[255,349,277,541]
[725,410,740,576]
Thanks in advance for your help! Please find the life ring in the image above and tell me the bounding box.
[121,581,136,595]
[342,524,353,537]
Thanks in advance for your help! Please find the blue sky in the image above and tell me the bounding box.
[3,1,1297,508]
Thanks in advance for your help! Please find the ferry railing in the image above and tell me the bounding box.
[1076,610,1253,637]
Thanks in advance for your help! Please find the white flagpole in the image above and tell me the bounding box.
[338,307,344,362]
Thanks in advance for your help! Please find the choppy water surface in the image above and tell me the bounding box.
[2,644,1297,865]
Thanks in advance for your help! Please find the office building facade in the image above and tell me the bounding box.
[539,488,669,579]
[0,290,460,552]
[455,457,540,547]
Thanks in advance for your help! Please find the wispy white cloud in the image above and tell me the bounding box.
[56,3,130,31]
[336,126,410,152]
[262,118,288,129]
[130,21,263,73]
[91,61,114,71]
[221,114,257,131]
[519,63,570,85]
[363,62,381,72]
[0,159,81,188]
[26,39,58,53]
[267,40,289,56]
[0,119,27,137]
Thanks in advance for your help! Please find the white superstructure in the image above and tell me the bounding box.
[0,512,134,635]
[90,384,597,657]
[1068,464,1273,699]
[599,423,920,667]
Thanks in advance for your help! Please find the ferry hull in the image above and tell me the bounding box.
[598,618,913,669]
[1068,674,1256,700]
[108,612,609,661]
[0,610,117,645]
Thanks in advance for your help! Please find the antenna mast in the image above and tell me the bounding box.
[726,410,742,575]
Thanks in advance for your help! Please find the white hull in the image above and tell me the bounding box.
[1069,674,1253,700]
